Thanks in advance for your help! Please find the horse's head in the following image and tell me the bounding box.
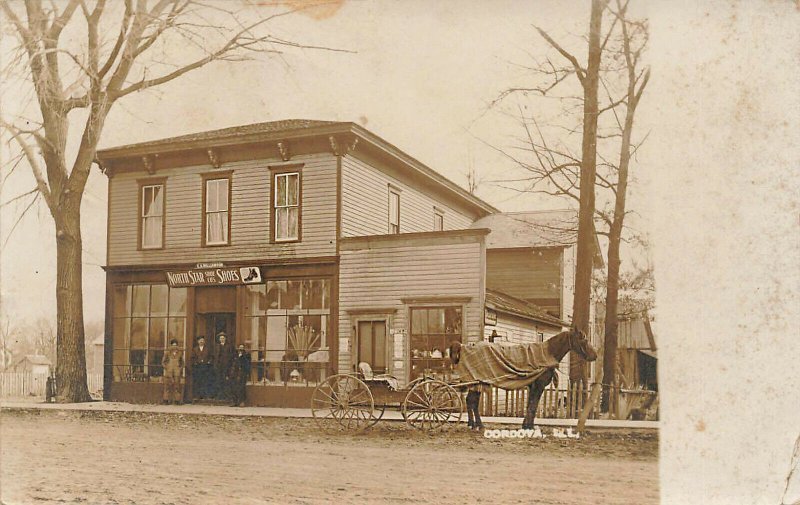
[569,327,597,362]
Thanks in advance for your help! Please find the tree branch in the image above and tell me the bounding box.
[2,121,55,210]
[535,26,586,85]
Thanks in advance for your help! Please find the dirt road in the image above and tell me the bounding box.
[0,409,658,505]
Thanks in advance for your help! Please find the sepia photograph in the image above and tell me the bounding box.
[0,1,797,504]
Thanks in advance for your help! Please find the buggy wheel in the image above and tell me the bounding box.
[369,403,387,428]
[311,374,375,433]
[402,379,462,431]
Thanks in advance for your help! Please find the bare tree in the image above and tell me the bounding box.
[0,0,345,402]
[599,0,650,411]
[487,1,650,395]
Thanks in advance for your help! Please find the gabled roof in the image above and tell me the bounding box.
[98,119,342,153]
[472,210,604,266]
[485,289,566,328]
[12,354,53,367]
[96,119,498,216]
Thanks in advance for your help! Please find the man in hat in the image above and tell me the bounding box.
[161,339,184,404]
[230,344,251,407]
[214,331,234,400]
[191,336,213,400]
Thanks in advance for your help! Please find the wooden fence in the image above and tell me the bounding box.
[480,381,659,421]
[0,373,104,399]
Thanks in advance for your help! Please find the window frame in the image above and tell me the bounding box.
[270,165,303,244]
[408,305,464,382]
[201,171,233,247]
[433,207,444,232]
[388,186,401,234]
[137,178,166,251]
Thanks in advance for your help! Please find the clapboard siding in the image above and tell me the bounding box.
[107,154,337,265]
[341,154,475,237]
[484,312,560,345]
[338,239,484,383]
[485,249,562,309]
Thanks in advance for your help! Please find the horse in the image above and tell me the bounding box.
[449,327,597,430]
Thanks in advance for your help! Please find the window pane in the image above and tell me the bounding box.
[142,187,153,216]
[282,280,301,309]
[265,315,287,361]
[167,318,186,348]
[411,309,427,334]
[288,207,299,239]
[287,174,298,206]
[302,280,321,309]
[374,323,387,371]
[151,186,163,214]
[217,179,228,211]
[113,318,130,349]
[242,316,266,350]
[358,321,372,366]
[150,317,167,349]
[219,211,229,242]
[445,307,462,334]
[143,216,162,247]
[428,309,444,334]
[131,285,150,317]
[245,285,267,316]
[130,318,148,348]
[207,212,224,243]
[169,288,187,316]
[113,285,131,317]
[150,285,168,317]
[276,175,287,206]
[148,350,164,377]
[206,180,218,212]
[266,281,285,309]
[276,208,288,239]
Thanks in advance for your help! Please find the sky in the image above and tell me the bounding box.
[1,1,799,503]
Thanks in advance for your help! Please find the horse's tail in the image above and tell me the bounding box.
[449,341,462,365]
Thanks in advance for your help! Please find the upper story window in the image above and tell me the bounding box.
[388,187,400,234]
[433,208,444,231]
[139,179,165,250]
[203,173,231,246]
[272,169,301,242]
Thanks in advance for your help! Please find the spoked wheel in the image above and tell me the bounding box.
[402,379,463,431]
[311,374,375,433]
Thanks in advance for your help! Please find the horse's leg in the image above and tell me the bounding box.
[473,390,484,430]
[466,391,476,428]
[523,372,551,429]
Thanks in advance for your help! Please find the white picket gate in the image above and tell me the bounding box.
[0,372,104,398]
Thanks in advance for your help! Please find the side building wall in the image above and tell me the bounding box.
[338,230,487,385]
[340,152,476,237]
[108,153,337,266]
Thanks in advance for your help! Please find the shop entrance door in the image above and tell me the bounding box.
[357,320,387,374]
[195,313,236,346]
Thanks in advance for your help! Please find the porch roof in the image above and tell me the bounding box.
[485,289,566,328]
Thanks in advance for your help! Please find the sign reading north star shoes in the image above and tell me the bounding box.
[165,266,262,287]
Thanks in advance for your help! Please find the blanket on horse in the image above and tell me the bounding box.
[455,341,559,390]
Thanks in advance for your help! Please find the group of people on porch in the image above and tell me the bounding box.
[161,331,251,407]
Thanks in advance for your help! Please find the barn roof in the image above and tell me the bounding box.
[485,289,566,328]
[13,354,53,366]
[472,210,604,266]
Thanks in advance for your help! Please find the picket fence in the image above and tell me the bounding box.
[0,372,104,399]
[481,381,659,421]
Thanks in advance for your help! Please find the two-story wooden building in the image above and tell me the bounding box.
[96,119,576,406]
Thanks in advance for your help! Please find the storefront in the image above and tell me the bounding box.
[105,260,338,407]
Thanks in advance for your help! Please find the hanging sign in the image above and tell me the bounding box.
[484,308,497,326]
[165,266,262,287]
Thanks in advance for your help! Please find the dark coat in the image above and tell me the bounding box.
[214,343,235,377]
[230,351,252,382]
[191,344,213,366]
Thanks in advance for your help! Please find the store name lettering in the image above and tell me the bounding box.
[166,266,261,287]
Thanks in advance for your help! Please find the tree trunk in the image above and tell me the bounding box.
[54,196,91,403]
[570,0,604,383]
